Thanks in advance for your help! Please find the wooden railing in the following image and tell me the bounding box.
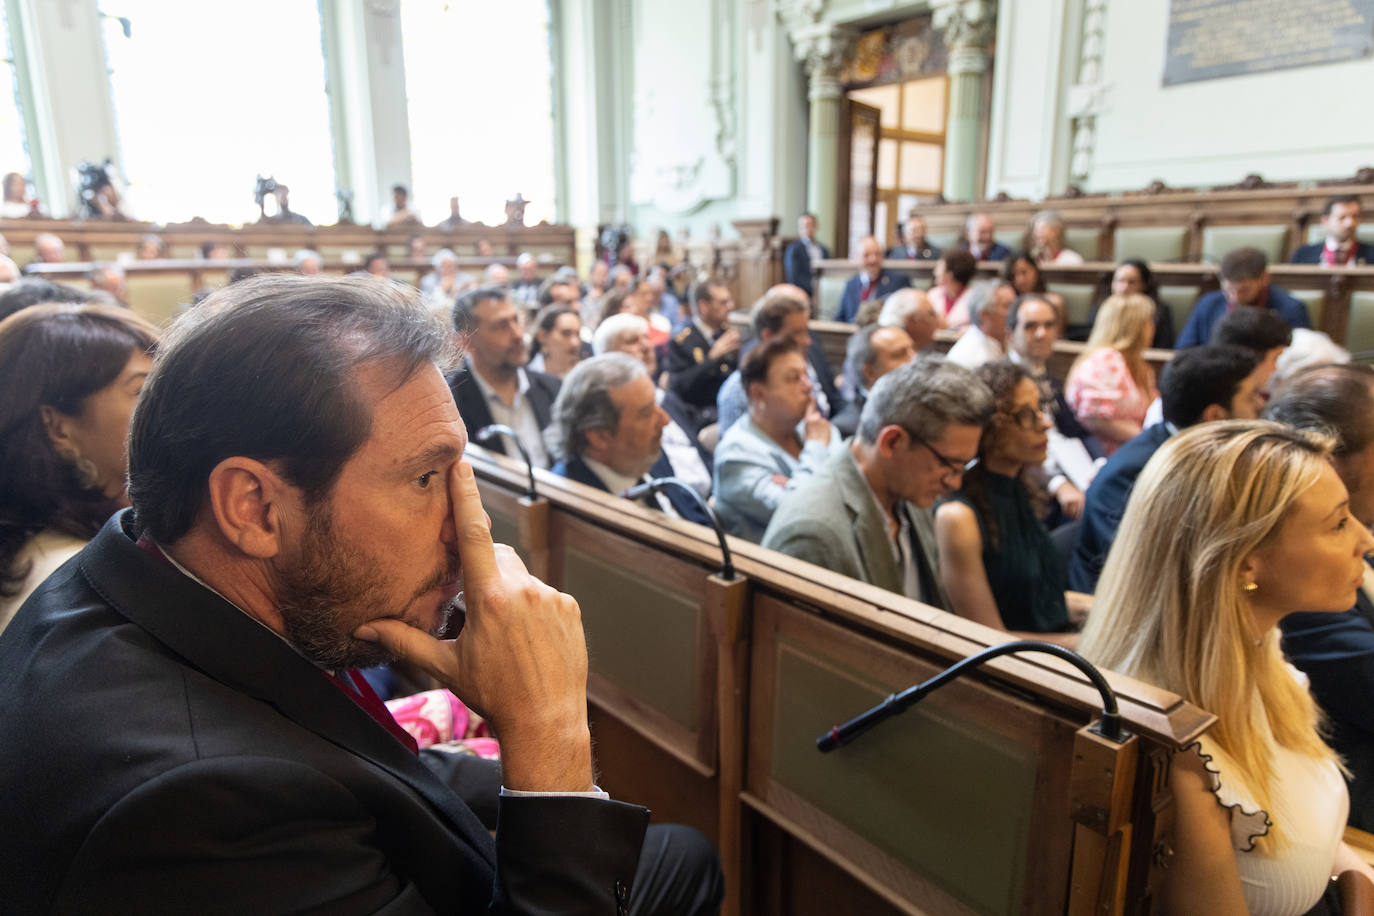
[468,445,1212,916]
[22,256,561,326]
[806,259,1374,354]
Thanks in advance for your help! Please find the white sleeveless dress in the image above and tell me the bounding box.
[1190,709,1347,916]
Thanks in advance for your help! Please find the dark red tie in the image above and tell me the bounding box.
[328,670,420,754]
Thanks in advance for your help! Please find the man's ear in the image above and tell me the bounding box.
[204,457,293,559]
[875,424,907,458]
[1199,403,1229,424]
[584,428,612,455]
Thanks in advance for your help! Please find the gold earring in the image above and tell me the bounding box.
[1243,581,1258,593]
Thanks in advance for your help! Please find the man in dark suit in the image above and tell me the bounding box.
[667,280,740,416]
[782,212,830,301]
[1068,345,1268,592]
[1290,195,1374,266]
[446,286,561,468]
[550,353,712,525]
[0,275,721,914]
[836,236,911,323]
[1269,365,1374,831]
[885,214,941,261]
[957,213,1012,262]
[1175,247,1311,348]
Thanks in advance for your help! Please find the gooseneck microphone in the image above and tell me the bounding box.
[816,639,1125,752]
[623,476,736,581]
[473,425,537,501]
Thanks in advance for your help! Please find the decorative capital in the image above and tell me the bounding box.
[791,23,856,99]
[932,0,996,62]
[774,0,827,34]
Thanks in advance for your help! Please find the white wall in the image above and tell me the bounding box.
[1087,2,1374,190]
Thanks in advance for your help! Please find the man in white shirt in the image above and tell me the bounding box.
[945,281,1012,369]
[446,287,561,468]
[548,354,712,524]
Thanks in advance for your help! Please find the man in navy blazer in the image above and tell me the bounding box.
[1175,247,1311,348]
[957,212,1012,262]
[0,275,721,914]
[1290,195,1374,266]
[1268,365,1374,831]
[836,235,910,323]
[783,212,830,301]
[1069,344,1269,592]
[446,286,561,467]
[550,353,713,525]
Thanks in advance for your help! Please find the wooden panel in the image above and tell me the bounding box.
[746,594,1076,916]
[548,512,718,775]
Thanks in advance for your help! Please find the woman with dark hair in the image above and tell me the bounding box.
[935,361,1089,642]
[0,303,159,631]
[527,305,583,379]
[1002,252,1066,315]
[1089,259,1174,349]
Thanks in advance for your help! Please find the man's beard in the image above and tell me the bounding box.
[276,502,459,671]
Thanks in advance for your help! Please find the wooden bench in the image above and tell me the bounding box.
[807,259,1374,355]
[468,445,1213,916]
[23,257,559,326]
[0,217,575,274]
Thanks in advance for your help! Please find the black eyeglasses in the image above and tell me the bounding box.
[910,434,977,478]
[1000,404,1054,431]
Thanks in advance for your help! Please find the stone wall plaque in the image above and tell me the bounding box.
[1163,0,1374,86]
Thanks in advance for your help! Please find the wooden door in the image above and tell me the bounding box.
[836,99,881,261]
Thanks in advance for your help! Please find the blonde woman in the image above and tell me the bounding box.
[1080,421,1374,915]
[1065,293,1157,454]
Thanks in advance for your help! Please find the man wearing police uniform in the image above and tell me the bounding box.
[668,280,740,418]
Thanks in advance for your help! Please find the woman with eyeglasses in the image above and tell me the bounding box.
[934,361,1090,644]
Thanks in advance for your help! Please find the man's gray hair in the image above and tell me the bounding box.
[877,288,933,328]
[857,353,994,445]
[294,249,322,268]
[1032,209,1066,231]
[431,248,458,269]
[592,313,648,355]
[845,325,882,379]
[547,352,647,460]
[964,280,998,328]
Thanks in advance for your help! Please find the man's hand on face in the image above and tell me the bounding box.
[355,461,594,792]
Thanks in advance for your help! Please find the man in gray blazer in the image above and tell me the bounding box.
[761,355,993,609]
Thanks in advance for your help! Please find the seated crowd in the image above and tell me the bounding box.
[2,191,1374,915]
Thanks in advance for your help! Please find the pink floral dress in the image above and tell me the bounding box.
[385,689,501,759]
[1065,348,1153,455]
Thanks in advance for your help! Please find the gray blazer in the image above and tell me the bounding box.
[761,447,950,610]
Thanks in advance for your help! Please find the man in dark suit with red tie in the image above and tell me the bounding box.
[836,236,911,323]
[1290,195,1374,266]
[0,275,722,914]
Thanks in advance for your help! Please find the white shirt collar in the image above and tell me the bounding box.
[581,455,646,498]
[466,357,529,407]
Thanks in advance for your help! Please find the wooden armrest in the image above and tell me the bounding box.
[1337,868,1374,916]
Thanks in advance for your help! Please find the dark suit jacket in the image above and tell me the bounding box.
[783,238,830,298]
[831,391,865,440]
[885,243,941,260]
[1175,285,1311,349]
[1290,240,1374,266]
[0,512,648,913]
[1281,575,1374,831]
[836,270,911,324]
[1068,423,1173,593]
[955,241,1013,262]
[446,364,561,458]
[667,323,737,410]
[552,453,712,526]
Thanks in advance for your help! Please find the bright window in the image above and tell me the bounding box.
[99,1,335,225]
[0,6,29,190]
[401,0,556,227]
